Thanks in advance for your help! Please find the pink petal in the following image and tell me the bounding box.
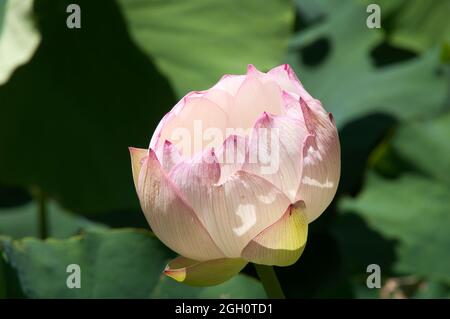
[243,112,308,202]
[153,96,229,158]
[282,91,303,119]
[228,74,284,130]
[149,91,194,150]
[155,140,182,172]
[212,74,246,96]
[246,64,266,78]
[267,64,301,95]
[215,134,248,185]
[136,149,225,261]
[267,64,311,98]
[169,154,291,257]
[296,101,341,222]
[203,88,234,112]
[267,64,328,115]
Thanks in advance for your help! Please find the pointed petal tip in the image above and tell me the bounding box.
[148,148,158,159]
[130,147,149,193]
[299,98,317,133]
[163,268,186,283]
[247,63,256,73]
[269,63,297,79]
[281,90,293,99]
[129,146,142,153]
[247,64,265,77]
[163,139,172,146]
[129,147,149,158]
[284,64,300,81]
[328,112,335,123]
[254,111,273,127]
[241,204,308,267]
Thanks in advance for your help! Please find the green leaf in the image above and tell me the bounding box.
[392,113,450,186]
[0,229,264,298]
[294,0,402,23]
[293,0,342,22]
[0,250,25,298]
[340,173,450,284]
[332,213,396,276]
[0,200,107,239]
[0,0,176,214]
[117,0,294,96]
[288,1,447,128]
[0,0,40,85]
[388,0,450,52]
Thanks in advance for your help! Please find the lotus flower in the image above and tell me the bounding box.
[129,64,340,286]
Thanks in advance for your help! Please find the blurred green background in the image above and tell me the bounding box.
[0,0,449,298]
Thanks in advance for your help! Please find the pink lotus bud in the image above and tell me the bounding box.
[130,64,340,286]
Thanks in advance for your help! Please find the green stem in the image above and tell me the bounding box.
[254,264,285,299]
[35,189,48,239]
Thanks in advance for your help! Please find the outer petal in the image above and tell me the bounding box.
[169,153,291,258]
[296,100,341,222]
[282,90,302,119]
[129,147,148,191]
[241,202,308,266]
[164,256,247,287]
[243,112,307,202]
[267,64,313,100]
[134,149,225,261]
[149,92,193,150]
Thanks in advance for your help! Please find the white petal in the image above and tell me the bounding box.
[155,140,183,172]
[282,90,302,119]
[212,74,246,96]
[243,112,308,202]
[203,88,235,112]
[155,96,229,158]
[267,64,311,98]
[215,134,248,185]
[169,152,291,257]
[228,73,283,129]
[296,101,340,222]
[136,149,225,261]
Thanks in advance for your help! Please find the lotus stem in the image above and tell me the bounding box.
[254,264,285,299]
[34,188,48,239]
